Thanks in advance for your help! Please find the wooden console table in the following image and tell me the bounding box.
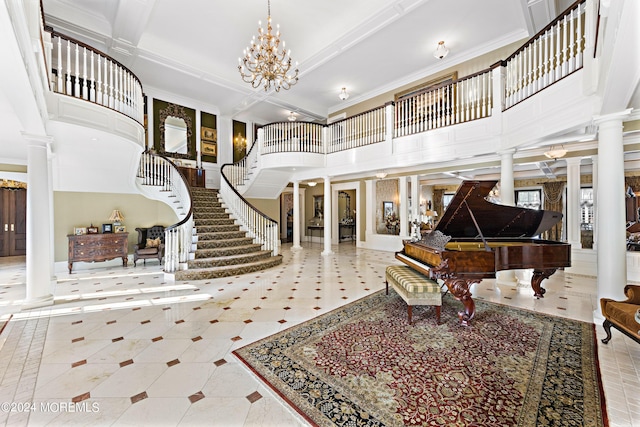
[68,233,128,273]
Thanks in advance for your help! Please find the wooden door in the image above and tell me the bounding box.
[0,188,27,257]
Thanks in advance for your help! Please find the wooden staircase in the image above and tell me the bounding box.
[174,187,283,280]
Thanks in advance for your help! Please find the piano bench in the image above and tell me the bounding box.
[385,265,442,325]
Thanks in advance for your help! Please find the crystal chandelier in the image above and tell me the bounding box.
[238,0,299,92]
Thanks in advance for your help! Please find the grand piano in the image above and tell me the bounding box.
[396,180,571,326]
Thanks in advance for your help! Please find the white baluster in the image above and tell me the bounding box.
[56,37,62,92]
[66,39,71,95]
[90,51,95,101]
[576,4,584,69]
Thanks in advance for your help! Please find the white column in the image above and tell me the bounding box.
[292,181,302,250]
[410,175,420,221]
[565,157,582,248]
[595,110,631,313]
[399,176,409,236]
[22,134,55,308]
[498,149,517,284]
[591,155,598,250]
[365,180,374,236]
[499,149,515,205]
[147,95,154,150]
[322,176,333,255]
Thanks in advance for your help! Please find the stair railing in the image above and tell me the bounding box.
[138,151,193,272]
[220,143,280,256]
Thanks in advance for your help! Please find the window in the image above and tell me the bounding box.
[443,194,454,209]
[580,187,594,230]
[515,189,542,210]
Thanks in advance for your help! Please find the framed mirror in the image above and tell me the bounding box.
[155,101,194,160]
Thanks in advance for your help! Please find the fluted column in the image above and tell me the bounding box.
[292,181,302,250]
[595,110,631,314]
[22,133,55,308]
[565,157,582,248]
[322,176,333,255]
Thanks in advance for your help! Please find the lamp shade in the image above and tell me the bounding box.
[109,209,124,222]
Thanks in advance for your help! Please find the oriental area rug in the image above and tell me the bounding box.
[233,290,608,427]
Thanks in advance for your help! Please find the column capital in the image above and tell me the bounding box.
[564,157,582,166]
[21,133,53,147]
[593,108,632,125]
[497,148,516,156]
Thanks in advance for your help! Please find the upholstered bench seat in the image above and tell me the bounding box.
[385,265,442,324]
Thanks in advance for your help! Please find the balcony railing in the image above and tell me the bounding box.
[257,0,586,154]
[48,31,144,124]
[504,0,585,109]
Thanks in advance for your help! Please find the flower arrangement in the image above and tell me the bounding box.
[385,212,399,229]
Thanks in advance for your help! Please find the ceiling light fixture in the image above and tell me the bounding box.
[288,111,296,121]
[375,171,388,179]
[238,0,299,92]
[433,41,449,59]
[307,181,317,187]
[339,87,349,101]
[544,145,567,159]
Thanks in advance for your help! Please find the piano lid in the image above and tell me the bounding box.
[434,180,563,238]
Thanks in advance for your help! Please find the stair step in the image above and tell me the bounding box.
[195,244,261,258]
[187,250,273,268]
[198,236,257,249]
[198,231,247,240]
[194,218,236,226]
[195,224,239,233]
[193,212,230,220]
[175,256,283,281]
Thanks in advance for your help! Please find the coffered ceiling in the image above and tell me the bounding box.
[40,0,571,124]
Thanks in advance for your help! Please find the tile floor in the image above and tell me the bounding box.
[0,242,638,426]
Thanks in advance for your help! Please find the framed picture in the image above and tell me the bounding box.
[87,226,99,234]
[201,141,217,156]
[74,227,87,235]
[313,195,324,217]
[102,224,113,233]
[201,126,217,142]
[114,225,126,233]
[383,201,394,217]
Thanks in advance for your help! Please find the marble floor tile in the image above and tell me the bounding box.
[0,243,638,426]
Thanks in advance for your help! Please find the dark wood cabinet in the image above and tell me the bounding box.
[177,166,205,187]
[68,233,128,273]
[0,188,26,257]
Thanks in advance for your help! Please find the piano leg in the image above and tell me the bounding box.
[444,277,480,326]
[531,269,556,298]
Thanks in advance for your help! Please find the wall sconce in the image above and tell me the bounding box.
[339,87,349,101]
[433,41,449,59]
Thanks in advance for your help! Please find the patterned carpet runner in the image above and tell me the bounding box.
[234,290,608,427]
